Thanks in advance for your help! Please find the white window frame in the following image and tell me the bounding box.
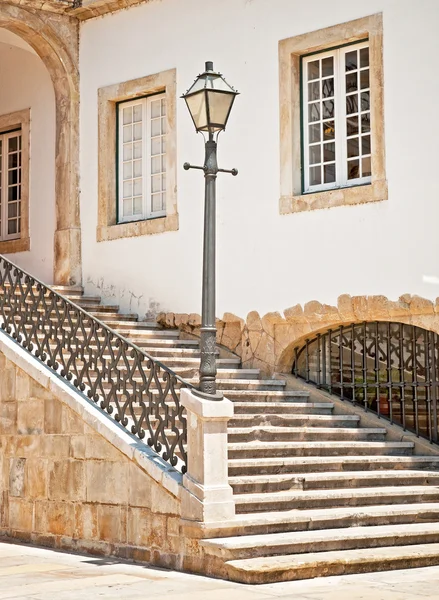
[117,93,166,224]
[302,40,371,194]
[0,128,22,242]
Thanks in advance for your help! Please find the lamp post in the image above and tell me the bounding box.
[182,62,239,400]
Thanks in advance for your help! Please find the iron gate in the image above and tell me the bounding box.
[292,322,439,443]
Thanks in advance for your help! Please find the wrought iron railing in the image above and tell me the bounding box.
[293,321,439,444]
[0,255,191,473]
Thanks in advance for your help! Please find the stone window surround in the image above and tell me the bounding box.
[97,69,178,242]
[0,109,30,254]
[279,13,387,215]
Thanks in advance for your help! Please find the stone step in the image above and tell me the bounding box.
[145,347,202,357]
[229,470,439,494]
[197,502,439,538]
[227,441,414,460]
[224,542,439,584]
[228,426,387,443]
[224,390,309,402]
[216,379,286,391]
[229,414,359,428]
[234,485,439,513]
[78,304,121,313]
[228,455,439,476]
[201,522,439,562]
[232,402,334,415]
[88,311,139,321]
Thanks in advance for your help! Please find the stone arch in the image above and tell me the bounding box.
[0,4,81,285]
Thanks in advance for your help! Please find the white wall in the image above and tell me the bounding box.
[0,34,56,282]
[79,0,439,319]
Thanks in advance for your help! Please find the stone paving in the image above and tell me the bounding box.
[0,540,438,599]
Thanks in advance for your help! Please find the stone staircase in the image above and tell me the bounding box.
[14,285,439,582]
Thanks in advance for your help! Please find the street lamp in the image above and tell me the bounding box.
[182,62,239,400]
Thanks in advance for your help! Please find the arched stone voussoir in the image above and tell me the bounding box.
[0,3,81,285]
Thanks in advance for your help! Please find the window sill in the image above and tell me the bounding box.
[97,214,179,242]
[0,237,30,254]
[279,179,388,215]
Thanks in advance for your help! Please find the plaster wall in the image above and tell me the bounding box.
[79,0,439,318]
[0,36,56,282]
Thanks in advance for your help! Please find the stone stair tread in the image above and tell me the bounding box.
[232,402,331,409]
[217,379,286,386]
[201,522,439,554]
[229,455,439,468]
[229,470,439,486]
[231,414,358,421]
[228,441,414,450]
[225,390,309,397]
[228,426,386,435]
[224,542,439,582]
[224,501,439,528]
[234,485,439,505]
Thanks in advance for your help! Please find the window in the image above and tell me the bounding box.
[0,129,22,241]
[97,69,178,243]
[118,94,167,223]
[302,41,371,193]
[278,14,387,215]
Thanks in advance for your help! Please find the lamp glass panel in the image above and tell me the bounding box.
[206,91,234,129]
[185,91,208,130]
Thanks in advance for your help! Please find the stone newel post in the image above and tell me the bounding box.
[180,388,235,523]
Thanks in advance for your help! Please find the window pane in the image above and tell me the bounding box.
[123,144,133,161]
[322,100,334,119]
[133,104,142,123]
[308,102,320,123]
[346,72,357,93]
[323,142,335,162]
[309,123,320,143]
[323,120,335,140]
[123,162,132,180]
[151,175,161,193]
[133,160,142,177]
[133,196,143,214]
[8,220,17,235]
[151,119,161,137]
[152,193,164,213]
[362,135,371,154]
[322,78,334,98]
[123,181,132,198]
[151,100,161,118]
[161,117,166,135]
[8,137,18,152]
[324,163,336,183]
[347,137,359,158]
[360,47,369,68]
[347,116,359,136]
[161,98,166,115]
[362,156,371,177]
[123,126,132,143]
[361,113,371,133]
[322,57,334,77]
[151,156,161,174]
[347,159,360,180]
[8,203,17,218]
[133,123,142,141]
[308,60,319,80]
[123,106,133,125]
[308,81,320,101]
[309,165,321,186]
[345,50,358,71]
[361,91,370,111]
[134,142,142,159]
[151,138,161,155]
[360,70,369,90]
[346,94,358,115]
[133,179,142,196]
[123,198,132,217]
[309,145,321,165]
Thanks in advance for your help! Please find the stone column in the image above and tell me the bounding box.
[180,388,235,523]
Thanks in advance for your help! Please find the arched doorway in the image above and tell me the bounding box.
[0,4,81,285]
[293,321,439,444]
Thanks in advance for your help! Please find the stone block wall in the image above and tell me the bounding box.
[0,348,183,568]
[158,294,439,377]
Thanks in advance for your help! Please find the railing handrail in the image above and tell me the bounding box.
[0,254,191,472]
[0,254,194,391]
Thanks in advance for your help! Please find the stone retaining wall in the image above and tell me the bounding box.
[0,335,183,569]
[158,294,439,376]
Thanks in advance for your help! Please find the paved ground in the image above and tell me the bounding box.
[0,540,438,599]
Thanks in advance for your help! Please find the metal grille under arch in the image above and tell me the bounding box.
[292,321,439,444]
